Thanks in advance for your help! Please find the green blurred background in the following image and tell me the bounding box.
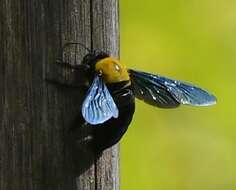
[120,0,236,190]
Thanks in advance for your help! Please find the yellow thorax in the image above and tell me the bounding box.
[95,57,130,83]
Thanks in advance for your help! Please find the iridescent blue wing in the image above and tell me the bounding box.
[129,69,216,108]
[82,75,119,125]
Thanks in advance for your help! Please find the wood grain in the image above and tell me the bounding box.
[0,0,119,189]
[91,1,120,189]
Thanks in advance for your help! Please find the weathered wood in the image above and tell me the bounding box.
[91,1,120,189]
[0,0,119,190]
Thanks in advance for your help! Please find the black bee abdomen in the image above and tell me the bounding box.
[92,83,135,152]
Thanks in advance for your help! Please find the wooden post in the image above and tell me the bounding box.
[0,0,119,189]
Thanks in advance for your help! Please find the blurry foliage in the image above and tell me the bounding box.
[120,0,236,189]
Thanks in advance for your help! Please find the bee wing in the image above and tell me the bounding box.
[82,75,119,125]
[129,69,216,108]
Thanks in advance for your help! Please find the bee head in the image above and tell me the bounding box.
[95,57,130,83]
[82,51,109,68]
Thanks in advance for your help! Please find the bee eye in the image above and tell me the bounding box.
[114,63,121,72]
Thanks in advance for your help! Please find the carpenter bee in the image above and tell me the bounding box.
[58,43,216,152]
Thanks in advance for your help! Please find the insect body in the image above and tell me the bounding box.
[79,51,135,151]
[78,49,216,152]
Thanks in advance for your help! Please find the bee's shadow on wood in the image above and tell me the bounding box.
[51,83,102,179]
[45,44,104,187]
[65,110,101,176]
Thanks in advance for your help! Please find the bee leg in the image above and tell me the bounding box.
[76,135,93,145]
[45,61,90,88]
[55,59,90,70]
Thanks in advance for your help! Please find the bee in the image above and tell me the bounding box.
[58,43,216,152]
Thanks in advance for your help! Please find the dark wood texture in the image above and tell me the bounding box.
[92,1,120,189]
[0,0,119,190]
